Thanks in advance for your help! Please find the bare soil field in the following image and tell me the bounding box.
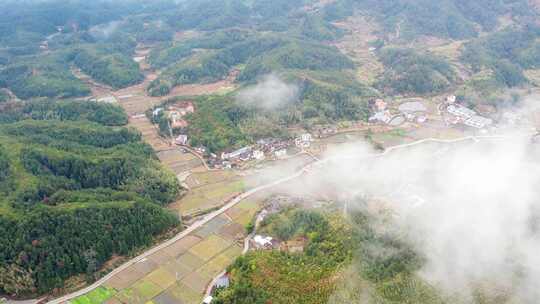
[168,69,239,96]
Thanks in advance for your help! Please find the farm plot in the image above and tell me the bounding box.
[188,234,232,262]
[129,116,170,152]
[71,286,116,304]
[176,179,245,215]
[157,149,203,175]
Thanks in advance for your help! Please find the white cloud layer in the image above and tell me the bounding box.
[235,74,299,110]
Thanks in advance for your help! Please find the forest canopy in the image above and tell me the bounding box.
[0,100,181,296]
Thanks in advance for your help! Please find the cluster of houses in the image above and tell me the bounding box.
[203,137,294,169]
[444,95,493,129]
[369,98,429,126]
[203,133,314,169]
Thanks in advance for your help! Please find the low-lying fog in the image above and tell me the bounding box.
[249,94,540,302]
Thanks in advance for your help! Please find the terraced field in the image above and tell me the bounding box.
[69,198,262,304]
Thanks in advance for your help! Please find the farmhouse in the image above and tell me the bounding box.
[274,149,287,158]
[253,150,265,160]
[252,235,275,250]
[464,115,493,129]
[222,146,252,160]
[369,110,392,124]
[152,107,163,117]
[175,134,188,145]
[447,104,475,119]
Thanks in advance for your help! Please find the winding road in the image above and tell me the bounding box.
[42,132,534,304]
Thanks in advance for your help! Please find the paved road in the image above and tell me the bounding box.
[43,133,534,304]
[46,160,313,304]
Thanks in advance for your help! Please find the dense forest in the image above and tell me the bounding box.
[377,48,457,95]
[461,26,540,87]
[71,47,144,89]
[327,0,534,40]
[0,54,91,99]
[0,100,181,296]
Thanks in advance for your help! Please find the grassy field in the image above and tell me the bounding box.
[177,179,245,215]
[71,286,117,304]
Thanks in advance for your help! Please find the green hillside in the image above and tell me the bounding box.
[0,100,181,296]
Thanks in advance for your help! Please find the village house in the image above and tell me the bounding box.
[464,115,493,129]
[253,150,265,160]
[369,110,392,124]
[152,107,163,117]
[221,146,252,160]
[301,133,313,142]
[251,235,276,250]
[203,296,213,304]
[446,95,457,104]
[274,149,287,159]
[175,134,188,145]
[295,133,313,148]
[447,104,475,119]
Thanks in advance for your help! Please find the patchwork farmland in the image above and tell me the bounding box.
[70,198,262,304]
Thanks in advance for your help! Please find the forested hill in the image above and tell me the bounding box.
[0,100,181,296]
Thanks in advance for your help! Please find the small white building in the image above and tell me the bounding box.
[274,149,287,158]
[203,296,213,304]
[369,111,392,124]
[253,150,265,160]
[175,134,188,145]
[301,133,313,142]
[253,235,273,249]
[464,115,493,129]
[222,146,252,160]
[446,95,457,104]
[152,107,163,117]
